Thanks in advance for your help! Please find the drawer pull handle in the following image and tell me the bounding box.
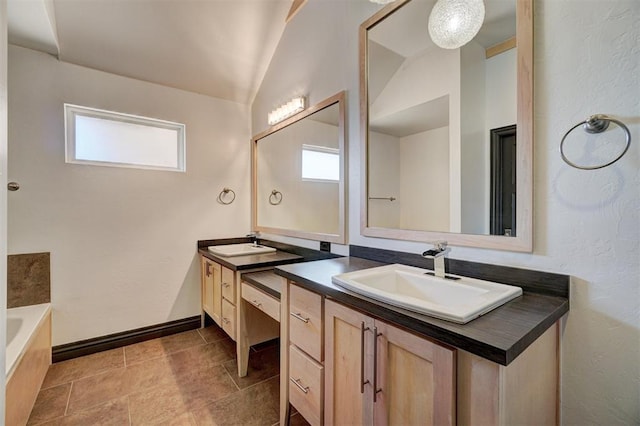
[222,317,230,324]
[290,377,309,394]
[290,312,310,323]
[205,263,211,277]
[223,283,230,288]
[251,300,262,308]
[360,321,370,394]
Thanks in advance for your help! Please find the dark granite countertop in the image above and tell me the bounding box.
[198,248,303,271]
[197,238,339,271]
[275,257,569,366]
[241,271,282,300]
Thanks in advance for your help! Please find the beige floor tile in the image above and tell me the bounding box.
[154,412,197,426]
[197,325,229,343]
[34,397,129,426]
[67,355,178,414]
[166,339,236,377]
[191,376,280,426]
[125,330,206,365]
[42,348,125,389]
[128,365,237,425]
[31,329,280,425]
[27,383,72,425]
[223,345,279,389]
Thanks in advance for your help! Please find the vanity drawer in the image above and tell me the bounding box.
[289,284,323,361]
[221,266,235,302]
[221,298,236,341]
[289,344,323,426]
[242,283,280,322]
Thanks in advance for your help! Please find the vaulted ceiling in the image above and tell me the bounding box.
[7,0,294,104]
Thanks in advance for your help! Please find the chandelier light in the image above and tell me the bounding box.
[428,0,485,49]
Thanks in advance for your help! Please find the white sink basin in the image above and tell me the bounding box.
[331,264,522,324]
[207,243,276,257]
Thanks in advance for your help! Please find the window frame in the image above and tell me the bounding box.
[64,103,186,172]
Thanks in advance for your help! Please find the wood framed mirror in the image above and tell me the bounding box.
[252,91,347,244]
[360,0,532,252]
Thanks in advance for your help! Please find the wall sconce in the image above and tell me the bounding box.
[369,0,395,4]
[428,0,485,49]
[267,96,306,126]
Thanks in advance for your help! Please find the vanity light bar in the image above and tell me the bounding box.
[267,97,306,126]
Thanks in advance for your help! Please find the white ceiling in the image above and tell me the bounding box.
[7,0,293,105]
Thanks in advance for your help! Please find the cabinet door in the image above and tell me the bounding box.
[324,300,374,426]
[201,258,222,326]
[374,321,456,426]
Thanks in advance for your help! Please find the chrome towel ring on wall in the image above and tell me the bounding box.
[217,187,236,205]
[269,189,283,205]
[560,114,631,170]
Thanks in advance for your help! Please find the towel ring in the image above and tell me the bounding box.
[269,189,283,205]
[217,188,236,205]
[560,114,631,170]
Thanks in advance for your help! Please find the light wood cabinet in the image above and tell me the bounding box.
[221,298,237,339]
[201,257,222,326]
[289,344,324,426]
[241,283,280,322]
[201,255,281,377]
[324,299,456,426]
[281,281,560,426]
[199,255,237,341]
[286,284,325,426]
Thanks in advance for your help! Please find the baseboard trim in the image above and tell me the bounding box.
[52,315,201,363]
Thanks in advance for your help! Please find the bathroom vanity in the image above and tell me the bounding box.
[198,239,303,376]
[277,254,568,426]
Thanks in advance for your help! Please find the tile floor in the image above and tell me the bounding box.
[27,325,309,425]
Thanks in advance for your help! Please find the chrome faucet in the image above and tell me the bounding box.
[246,231,260,246]
[422,241,450,278]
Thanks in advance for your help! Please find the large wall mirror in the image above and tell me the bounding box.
[252,91,347,244]
[361,0,532,251]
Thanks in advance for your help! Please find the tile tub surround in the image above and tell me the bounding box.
[7,252,51,308]
[28,325,310,425]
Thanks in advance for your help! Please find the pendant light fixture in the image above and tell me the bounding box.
[428,0,485,49]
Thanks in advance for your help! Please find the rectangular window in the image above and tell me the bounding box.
[65,104,186,172]
[301,144,339,182]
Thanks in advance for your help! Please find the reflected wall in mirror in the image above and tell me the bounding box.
[361,0,532,251]
[253,91,347,244]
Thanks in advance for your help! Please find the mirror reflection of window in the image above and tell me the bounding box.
[302,145,340,182]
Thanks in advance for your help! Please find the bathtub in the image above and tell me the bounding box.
[6,303,52,425]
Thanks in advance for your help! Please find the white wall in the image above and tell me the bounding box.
[251,0,640,424]
[399,127,449,231]
[460,41,487,234]
[8,46,251,345]
[367,131,401,228]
